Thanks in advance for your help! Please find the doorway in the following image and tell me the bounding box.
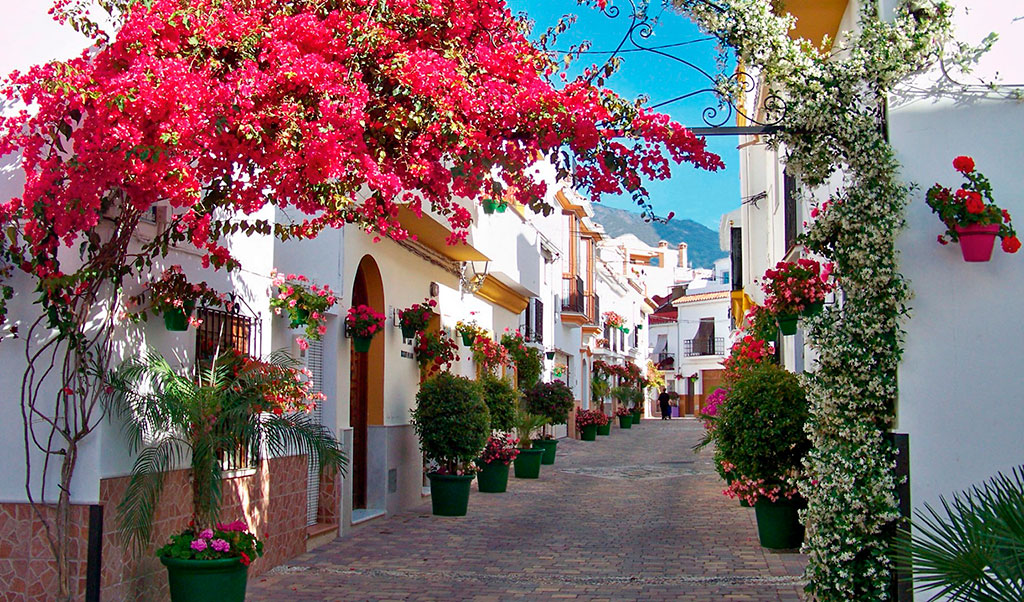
[349,256,385,512]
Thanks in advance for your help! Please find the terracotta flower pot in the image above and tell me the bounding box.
[955,223,1000,262]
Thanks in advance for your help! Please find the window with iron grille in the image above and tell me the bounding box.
[524,298,544,343]
[194,305,262,471]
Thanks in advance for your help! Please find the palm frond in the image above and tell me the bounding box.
[245,412,347,476]
[116,436,188,554]
[899,466,1024,602]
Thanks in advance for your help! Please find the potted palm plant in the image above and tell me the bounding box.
[715,363,809,549]
[412,373,490,516]
[512,410,550,479]
[103,349,346,602]
[591,376,611,436]
[523,380,574,464]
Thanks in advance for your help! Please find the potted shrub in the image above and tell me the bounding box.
[512,410,550,479]
[715,363,809,549]
[398,297,436,339]
[761,259,833,335]
[269,270,337,343]
[575,409,607,441]
[412,373,490,516]
[476,434,520,493]
[413,329,459,377]
[127,265,226,331]
[479,375,518,433]
[523,380,574,464]
[103,349,345,601]
[593,376,613,436]
[345,304,386,352]
[614,405,633,429]
[927,155,1021,262]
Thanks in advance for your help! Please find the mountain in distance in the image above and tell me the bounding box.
[591,204,728,269]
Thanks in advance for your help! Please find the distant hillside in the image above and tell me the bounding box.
[591,205,727,269]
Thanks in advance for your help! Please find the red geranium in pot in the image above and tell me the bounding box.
[926,155,1020,262]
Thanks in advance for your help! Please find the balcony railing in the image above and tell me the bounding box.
[684,337,725,357]
[561,275,585,314]
[656,352,675,369]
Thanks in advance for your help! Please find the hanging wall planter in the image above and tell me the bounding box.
[777,314,798,336]
[352,336,373,353]
[955,223,1000,262]
[545,351,555,360]
[163,300,196,332]
[482,199,497,214]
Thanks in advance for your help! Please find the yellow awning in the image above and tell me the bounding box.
[395,206,488,262]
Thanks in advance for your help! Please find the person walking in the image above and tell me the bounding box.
[658,388,672,420]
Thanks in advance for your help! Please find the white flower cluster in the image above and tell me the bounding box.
[676,0,952,598]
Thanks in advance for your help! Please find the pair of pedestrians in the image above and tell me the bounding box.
[658,388,673,420]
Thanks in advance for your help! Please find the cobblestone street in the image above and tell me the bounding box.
[249,418,806,601]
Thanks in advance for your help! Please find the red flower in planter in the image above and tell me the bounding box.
[953,155,975,174]
[1002,236,1021,254]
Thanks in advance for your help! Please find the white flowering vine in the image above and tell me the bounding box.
[672,0,953,598]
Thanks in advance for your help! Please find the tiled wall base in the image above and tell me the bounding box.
[0,454,339,601]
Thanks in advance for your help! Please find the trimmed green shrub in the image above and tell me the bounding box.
[714,363,808,486]
[524,380,575,426]
[479,374,519,433]
[412,372,490,474]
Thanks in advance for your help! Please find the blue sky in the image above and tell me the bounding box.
[506,0,740,228]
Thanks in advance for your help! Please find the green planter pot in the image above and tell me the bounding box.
[777,314,798,336]
[461,332,475,346]
[631,411,642,425]
[427,472,474,516]
[482,199,497,214]
[580,424,597,441]
[513,448,545,479]
[476,461,510,493]
[753,497,805,549]
[161,556,248,602]
[596,421,611,436]
[400,323,418,339]
[289,307,310,329]
[495,202,508,213]
[162,301,196,332]
[618,414,632,429]
[352,335,373,353]
[803,301,824,317]
[533,439,558,465]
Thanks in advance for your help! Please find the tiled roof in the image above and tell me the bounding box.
[671,290,731,305]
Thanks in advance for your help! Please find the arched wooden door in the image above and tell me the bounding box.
[349,256,385,511]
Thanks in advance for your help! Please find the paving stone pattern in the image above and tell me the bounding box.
[249,419,807,601]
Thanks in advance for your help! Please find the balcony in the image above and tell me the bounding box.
[586,293,600,325]
[561,275,585,314]
[656,352,675,370]
[684,338,725,357]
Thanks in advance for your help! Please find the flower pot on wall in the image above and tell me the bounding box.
[289,308,310,329]
[476,462,510,493]
[427,472,474,516]
[955,223,1000,262]
[400,324,418,339]
[461,332,475,346]
[482,199,497,214]
[533,439,558,465]
[513,448,544,478]
[545,351,555,360]
[803,301,824,317]
[161,556,249,602]
[353,336,373,353]
[777,314,798,336]
[753,497,805,550]
[495,202,508,213]
[580,424,597,441]
[163,300,196,332]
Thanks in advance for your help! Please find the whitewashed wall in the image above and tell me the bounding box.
[887,1,1024,509]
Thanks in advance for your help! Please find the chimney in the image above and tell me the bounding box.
[677,242,688,269]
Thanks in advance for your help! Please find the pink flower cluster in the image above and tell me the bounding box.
[761,259,834,317]
[480,433,520,465]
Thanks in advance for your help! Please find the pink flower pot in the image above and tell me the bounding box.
[955,223,1000,262]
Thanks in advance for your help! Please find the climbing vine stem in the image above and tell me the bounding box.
[673,0,953,598]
